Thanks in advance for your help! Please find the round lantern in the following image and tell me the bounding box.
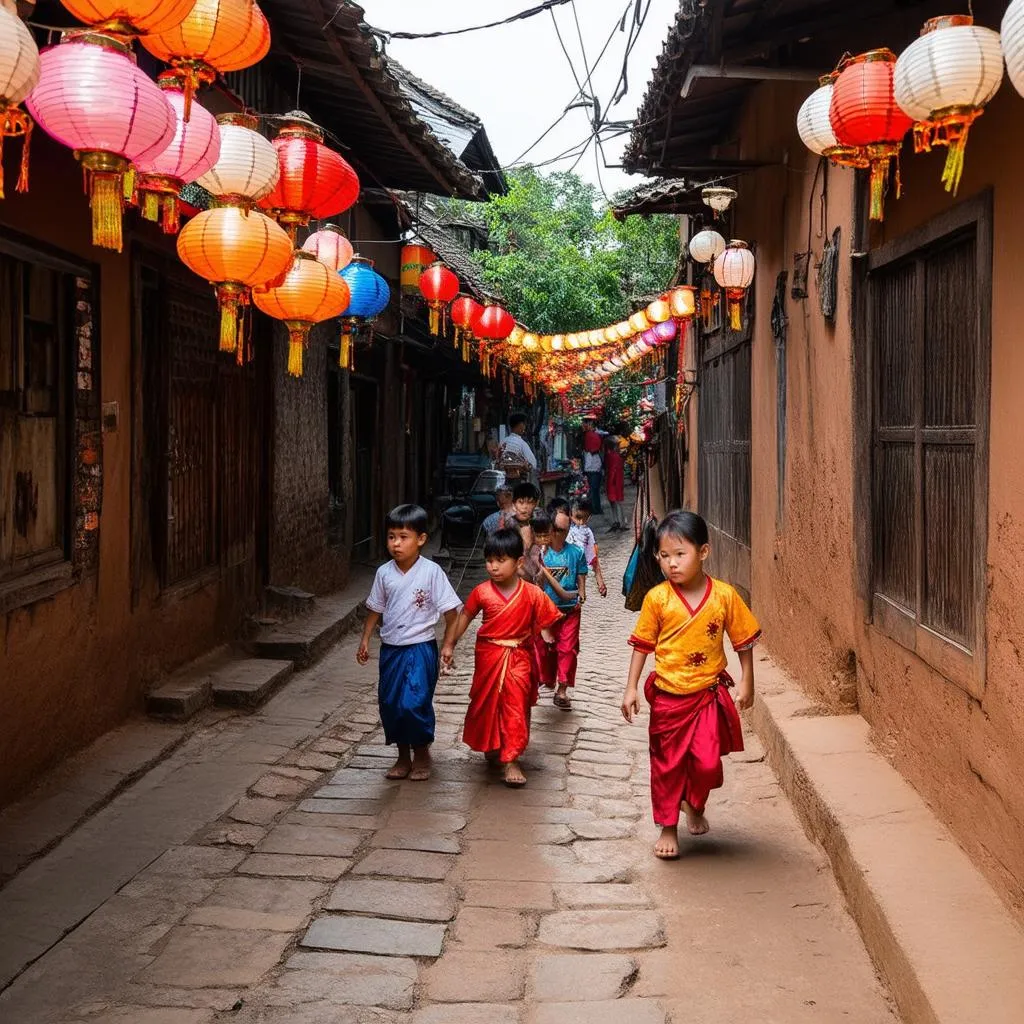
[27,33,175,251]
[668,285,696,320]
[615,321,632,341]
[196,112,279,201]
[177,205,292,356]
[131,73,220,233]
[253,251,351,377]
[713,241,756,331]
[689,228,726,264]
[522,332,539,352]
[449,294,481,350]
[400,243,436,294]
[508,324,525,346]
[140,0,270,120]
[797,73,867,167]
[641,327,658,347]
[259,111,360,238]
[603,326,618,344]
[61,0,197,37]
[1004,0,1024,99]
[0,0,39,200]
[301,224,354,272]
[830,49,913,221]
[473,303,514,341]
[337,256,389,369]
[628,310,650,334]
[646,297,671,324]
[418,262,459,335]
[654,319,678,344]
[702,186,737,216]
[894,16,1003,195]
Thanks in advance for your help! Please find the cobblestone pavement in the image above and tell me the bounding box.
[0,526,896,1024]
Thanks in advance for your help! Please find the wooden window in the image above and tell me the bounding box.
[0,241,79,584]
[867,194,991,696]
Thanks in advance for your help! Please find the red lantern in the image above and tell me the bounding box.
[471,303,515,341]
[449,294,481,349]
[418,262,459,334]
[259,111,359,239]
[830,50,913,221]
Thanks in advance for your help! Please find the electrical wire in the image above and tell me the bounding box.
[366,0,576,41]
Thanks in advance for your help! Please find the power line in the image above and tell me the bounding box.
[367,0,575,41]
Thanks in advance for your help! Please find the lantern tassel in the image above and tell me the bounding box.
[286,323,308,378]
[219,301,239,355]
[15,117,31,195]
[161,196,181,235]
[340,329,352,369]
[726,290,744,331]
[89,173,124,253]
[141,190,160,223]
[869,159,887,222]
[429,305,440,335]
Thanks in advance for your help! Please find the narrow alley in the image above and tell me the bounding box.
[0,533,894,1024]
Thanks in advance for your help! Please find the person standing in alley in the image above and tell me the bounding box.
[499,413,538,484]
[604,435,627,531]
[581,416,605,515]
[445,527,561,787]
[621,510,761,859]
[357,504,462,782]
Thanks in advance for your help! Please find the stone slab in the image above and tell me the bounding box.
[553,884,652,908]
[239,854,351,880]
[370,828,461,854]
[298,798,382,816]
[142,926,290,987]
[459,841,624,884]
[537,911,665,951]
[252,590,365,668]
[228,797,290,826]
[146,679,213,721]
[462,881,555,911]
[531,953,638,1001]
[204,876,326,916]
[412,1005,521,1024]
[527,999,667,1024]
[325,879,457,922]
[353,849,455,880]
[421,950,526,1002]
[210,659,293,709]
[284,811,381,830]
[256,824,364,858]
[269,951,418,1010]
[302,915,447,958]
[452,906,533,949]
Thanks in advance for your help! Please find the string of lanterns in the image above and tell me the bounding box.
[798,10,1023,219]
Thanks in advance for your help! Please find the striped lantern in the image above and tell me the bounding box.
[688,228,726,264]
[1003,0,1024,98]
[399,243,435,294]
[253,251,351,378]
[301,224,354,272]
[797,73,868,168]
[131,73,220,233]
[0,0,39,199]
[337,256,390,369]
[195,112,279,201]
[894,16,1003,195]
[27,33,174,251]
[140,0,270,120]
[830,50,913,221]
[713,240,756,331]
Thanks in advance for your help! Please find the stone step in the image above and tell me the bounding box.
[262,584,316,621]
[251,588,366,669]
[211,658,294,709]
[145,676,213,721]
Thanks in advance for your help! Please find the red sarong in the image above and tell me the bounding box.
[461,581,562,763]
[644,672,744,825]
[539,606,581,687]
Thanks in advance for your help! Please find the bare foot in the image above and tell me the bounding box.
[503,760,527,787]
[654,825,680,859]
[409,748,432,781]
[683,800,710,836]
[386,758,412,780]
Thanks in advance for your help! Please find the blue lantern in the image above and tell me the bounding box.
[338,256,390,368]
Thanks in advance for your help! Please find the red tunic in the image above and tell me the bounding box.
[462,580,562,763]
[605,448,625,502]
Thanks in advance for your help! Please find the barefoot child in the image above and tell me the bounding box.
[569,498,608,598]
[621,511,761,859]
[357,504,462,782]
[444,527,561,787]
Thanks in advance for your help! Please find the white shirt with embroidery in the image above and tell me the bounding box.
[366,557,461,646]
[568,523,597,565]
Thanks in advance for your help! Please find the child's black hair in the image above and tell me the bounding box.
[509,412,528,430]
[513,481,540,502]
[547,497,570,517]
[531,511,553,536]
[571,497,592,516]
[656,510,709,548]
[385,503,428,534]
[484,526,525,560]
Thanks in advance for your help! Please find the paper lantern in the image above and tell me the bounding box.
[177,205,292,356]
[797,73,868,167]
[522,332,539,351]
[418,262,459,334]
[628,310,650,334]
[615,321,632,341]
[259,111,359,238]
[140,0,270,120]
[61,0,198,36]
[27,33,174,251]
[1004,0,1024,98]
[646,297,671,324]
[195,112,279,200]
[400,243,435,294]
[654,319,678,343]
[301,224,353,272]
[702,186,737,215]
[507,324,525,346]
[337,256,389,369]
[0,0,39,199]
[894,16,1003,195]
[450,294,481,349]
[713,241,756,331]
[668,285,696,319]
[830,50,913,221]
[253,250,350,377]
[689,228,726,264]
[132,73,219,233]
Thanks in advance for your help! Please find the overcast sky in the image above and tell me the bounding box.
[363,0,679,201]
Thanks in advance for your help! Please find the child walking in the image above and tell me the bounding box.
[604,436,627,531]
[621,511,761,859]
[444,528,561,787]
[538,509,588,711]
[358,504,462,782]
[569,498,608,598]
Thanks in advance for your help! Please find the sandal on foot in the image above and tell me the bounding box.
[553,693,572,711]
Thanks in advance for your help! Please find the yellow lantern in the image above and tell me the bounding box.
[669,285,697,319]
[540,335,553,353]
[615,321,632,341]
[647,297,672,323]
[629,310,650,334]
[603,326,618,344]
[523,332,539,351]
[551,334,564,351]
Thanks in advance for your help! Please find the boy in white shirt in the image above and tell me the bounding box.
[568,498,608,598]
[357,505,462,781]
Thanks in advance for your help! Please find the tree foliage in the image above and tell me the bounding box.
[437,167,680,334]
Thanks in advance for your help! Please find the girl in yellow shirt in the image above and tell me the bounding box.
[621,511,761,859]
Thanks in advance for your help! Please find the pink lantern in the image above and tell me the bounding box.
[132,72,220,233]
[27,33,174,251]
[301,224,354,272]
[654,320,678,343]
[641,327,658,346]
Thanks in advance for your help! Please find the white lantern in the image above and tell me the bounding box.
[701,185,737,215]
[689,228,726,264]
[894,15,1003,194]
[713,240,756,332]
[1003,0,1024,98]
[797,73,868,169]
[196,112,280,201]
[0,0,40,198]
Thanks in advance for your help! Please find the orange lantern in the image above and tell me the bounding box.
[252,251,350,377]
[418,262,459,335]
[668,286,697,320]
[177,205,292,358]
[400,243,436,294]
[646,297,671,324]
[61,0,197,37]
[140,0,270,120]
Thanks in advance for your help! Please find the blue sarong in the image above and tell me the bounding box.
[378,640,439,747]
